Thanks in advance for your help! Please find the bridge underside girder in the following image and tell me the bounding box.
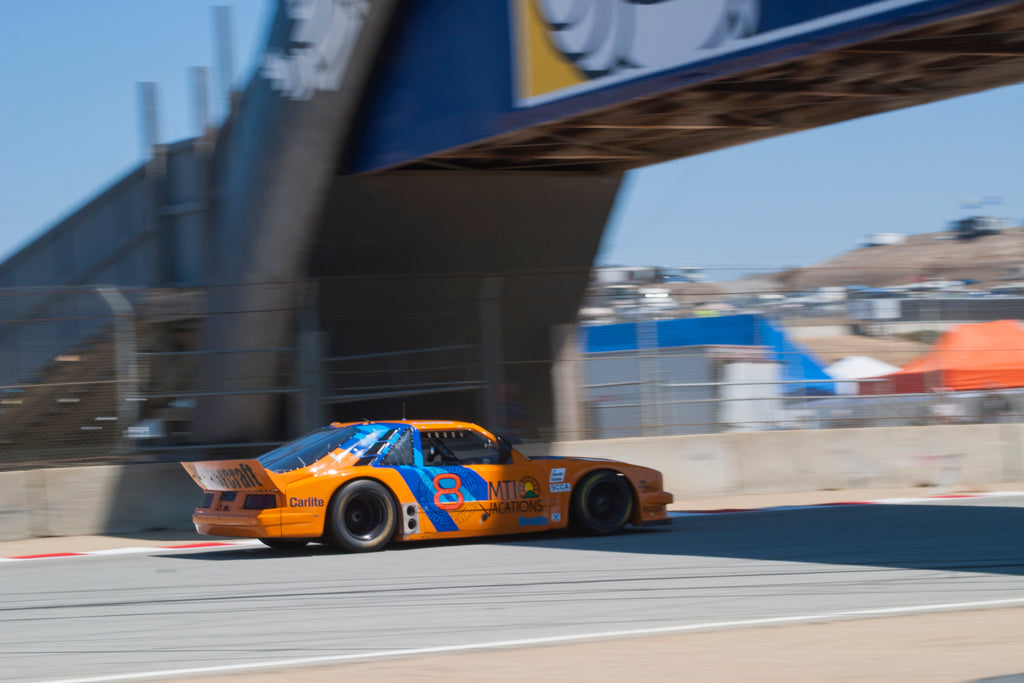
[398,3,1024,173]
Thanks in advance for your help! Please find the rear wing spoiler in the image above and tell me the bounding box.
[181,459,280,492]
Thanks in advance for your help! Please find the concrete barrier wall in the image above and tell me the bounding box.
[552,424,1024,499]
[0,463,201,541]
[2,424,1023,540]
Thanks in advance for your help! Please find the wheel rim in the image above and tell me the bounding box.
[344,493,388,540]
[588,480,624,524]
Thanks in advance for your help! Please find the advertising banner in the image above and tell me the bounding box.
[511,0,939,107]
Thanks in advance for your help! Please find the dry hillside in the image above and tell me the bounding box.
[795,334,929,366]
[755,225,1024,292]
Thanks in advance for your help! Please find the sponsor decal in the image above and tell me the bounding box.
[290,496,325,508]
[489,477,543,500]
[550,482,571,493]
[549,467,566,483]
[482,499,544,515]
[188,463,263,490]
[518,515,547,527]
[551,512,561,522]
[489,479,519,500]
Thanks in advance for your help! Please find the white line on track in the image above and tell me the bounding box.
[39,597,1024,683]
[668,491,1024,517]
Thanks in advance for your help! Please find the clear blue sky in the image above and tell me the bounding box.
[2,1,1022,280]
[0,0,276,262]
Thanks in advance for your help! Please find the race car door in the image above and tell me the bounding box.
[419,429,551,534]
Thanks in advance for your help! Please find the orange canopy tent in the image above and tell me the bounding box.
[859,320,1024,394]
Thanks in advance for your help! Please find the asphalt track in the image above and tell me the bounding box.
[4,496,1024,682]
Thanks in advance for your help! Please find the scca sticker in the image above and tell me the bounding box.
[550,482,570,493]
[550,468,565,483]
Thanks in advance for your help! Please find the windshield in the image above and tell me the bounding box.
[257,423,407,473]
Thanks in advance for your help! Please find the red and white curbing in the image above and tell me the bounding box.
[0,539,262,562]
[670,490,1024,517]
[2,491,1021,562]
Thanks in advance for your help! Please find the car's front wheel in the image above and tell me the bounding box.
[572,471,633,535]
[259,538,309,550]
[325,479,397,552]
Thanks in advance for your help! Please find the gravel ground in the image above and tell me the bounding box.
[174,607,1024,683]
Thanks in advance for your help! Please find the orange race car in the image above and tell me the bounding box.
[182,419,673,552]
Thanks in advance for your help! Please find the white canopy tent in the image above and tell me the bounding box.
[826,356,901,395]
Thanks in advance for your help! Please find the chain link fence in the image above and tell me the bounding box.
[0,287,144,469]
[5,278,1024,470]
[573,360,1024,440]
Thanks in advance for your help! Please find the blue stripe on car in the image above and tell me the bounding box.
[387,465,488,532]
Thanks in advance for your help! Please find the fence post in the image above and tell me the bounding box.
[95,287,140,454]
[479,276,506,433]
[552,324,584,440]
[297,282,326,433]
[638,319,659,436]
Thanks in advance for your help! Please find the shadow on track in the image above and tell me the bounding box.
[163,503,1024,576]
[513,503,1024,577]
[160,530,556,562]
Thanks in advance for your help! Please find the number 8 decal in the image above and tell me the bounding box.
[433,472,463,510]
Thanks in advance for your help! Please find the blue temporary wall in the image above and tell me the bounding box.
[579,314,835,395]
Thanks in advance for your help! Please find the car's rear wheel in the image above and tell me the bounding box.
[326,479,397,552]
[259,538,309,550]
[572,471,633,535]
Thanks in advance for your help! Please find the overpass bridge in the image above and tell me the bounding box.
[2,0,1023,456]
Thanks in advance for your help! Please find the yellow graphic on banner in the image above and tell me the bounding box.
[514,0,586,102]
[511,0,768,107]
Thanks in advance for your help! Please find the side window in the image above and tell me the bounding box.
[380,429,415,466]
[424,430,500,465]
[421,435,457,466]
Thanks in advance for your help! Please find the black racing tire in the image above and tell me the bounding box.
[325,479,397,552]
[258,538,309,550]
[571,471,633,535]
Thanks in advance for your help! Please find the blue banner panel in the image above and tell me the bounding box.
[347,0,1015,173]
[579,314,835,394]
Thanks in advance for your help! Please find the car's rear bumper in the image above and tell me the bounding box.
[193,508,325,539]
[192,509,281,538]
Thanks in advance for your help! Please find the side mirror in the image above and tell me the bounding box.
[496,435,512,462]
